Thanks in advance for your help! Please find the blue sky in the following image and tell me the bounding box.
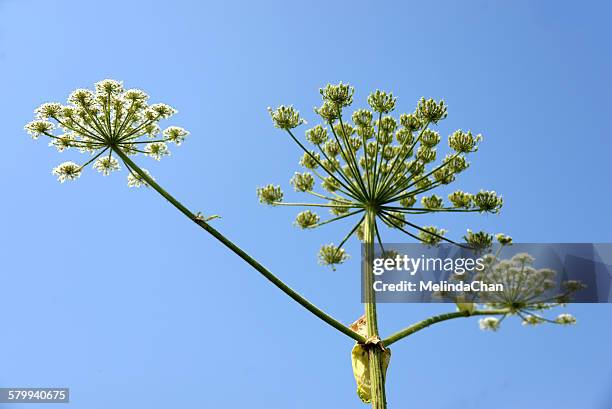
[1,0,612,408]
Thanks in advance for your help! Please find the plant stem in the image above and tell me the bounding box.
[363,208,387,409]
[114,148,365,343]
[383,309,510,346]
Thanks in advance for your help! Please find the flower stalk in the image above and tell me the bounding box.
[115,148,365,343]
[363,208,387,409]
[383,308,510,346]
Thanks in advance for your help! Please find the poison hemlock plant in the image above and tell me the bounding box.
[27,80,577,409]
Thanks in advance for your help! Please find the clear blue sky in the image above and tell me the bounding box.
[1,0,611,408]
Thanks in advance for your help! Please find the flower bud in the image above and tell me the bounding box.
[322,157,340,172]
[377,116,397,134]
[399,113,422,132]
[314,101,339,123]
[399,195,417,208]
[268,105,304,129]
[448,130,482,153]
[305,125,328,145]
[356,125,375,139]
[299,151,320,169]
[295,210,320,229]
[448,191,473,208]
[367,90,396,113]
[320,82,354,107]
[290,172,315,192]
[323,140,341,157]
[322,176,340,192]
[464,229,493,250]
[495,233,513,245]
[355,221,365,241]
[420,129,441,148]
[382,145,396,161]
[407,160,424,176]
[257,184,283,205]
[383,211,405,228]
[415,97,447,124]
[395,128,414,145]
[349,136,362,151]
[418,226,446,246]
[318,244,349,270]
[433,167,455,184]
[416,146,436,163]
[376,129,393,145]
[352,109,373,127]
[416,176,432,190]
[474,190,503,213]
[328,199,352,216]
[421,194,443,209]
[444,154,469,173]
[333,122,355,138]
[365,142,378,158]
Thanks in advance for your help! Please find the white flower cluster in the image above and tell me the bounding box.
[25,79,189,186]
[473,251,580,331]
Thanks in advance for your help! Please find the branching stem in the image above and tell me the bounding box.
[383,309,510,346]
[114,149,365,343]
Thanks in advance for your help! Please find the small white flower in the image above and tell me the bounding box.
[123,89,149,102]
[479,317,500,331]
[24,120,54,139]
[127,168,154,188]
[48,134,76,152]
[52,161,81,183]
[93,156,121,176]
[163,126,189,145]
[145,142,170,160]
[95,79,124,96]
[67,88,95,108]
[555,313,577,325]
[148,103,177,119]
[522,315,544,326]
[35,102,63,119]
[144,123,161,138]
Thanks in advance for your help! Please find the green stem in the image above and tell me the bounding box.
[363,208,387,409]
[115,148,365,343]
[382,309,510,346]
[271,202,359,209]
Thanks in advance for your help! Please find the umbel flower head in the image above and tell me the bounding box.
[25,79,189,186]
[469,247,582,331]
[260,82,503,269]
